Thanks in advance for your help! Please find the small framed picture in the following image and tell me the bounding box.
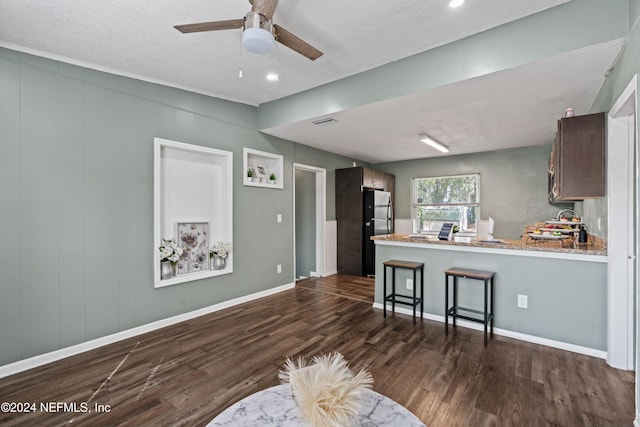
[176,222,209,274]
[255,165,267,182]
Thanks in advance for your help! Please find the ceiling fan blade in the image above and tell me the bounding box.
[174,19,244,33]
[249,0,279,20]
[273,24,323,61]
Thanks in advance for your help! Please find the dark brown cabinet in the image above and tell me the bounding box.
[336,167,395,276]
[548,112,605,202]
[362,168,384,189]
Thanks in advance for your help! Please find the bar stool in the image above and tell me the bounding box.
[383,259,424,325]
[444,267,495,345]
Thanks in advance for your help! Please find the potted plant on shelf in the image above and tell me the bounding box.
[159,239,183,279]
[210,241,232,270]
[247,168,255,182]
[269,173,276,184]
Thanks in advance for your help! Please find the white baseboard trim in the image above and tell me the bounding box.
[372,303,607,360]
[323,270,338,277]
[0,282,295,379]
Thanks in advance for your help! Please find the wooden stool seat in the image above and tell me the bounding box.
[444,267,495,345]
[383,259,424,325]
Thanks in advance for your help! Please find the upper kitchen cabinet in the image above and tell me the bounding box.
[384,173,395,208]
[362,167,385,189]
[548,112,605,202]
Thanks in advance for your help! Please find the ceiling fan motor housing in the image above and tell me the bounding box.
[242,11,275,55]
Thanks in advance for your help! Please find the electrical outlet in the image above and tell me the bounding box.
[406,278,413,290]
[277,214,282,223]
[517,294,528,309]
[277,264,282,274]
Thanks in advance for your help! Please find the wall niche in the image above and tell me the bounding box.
[243,147,284,189]
[154,137,233,288]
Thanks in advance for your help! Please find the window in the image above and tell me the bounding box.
[412,173,479,234]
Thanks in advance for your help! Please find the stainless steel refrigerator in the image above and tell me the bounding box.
[363,189,393,276]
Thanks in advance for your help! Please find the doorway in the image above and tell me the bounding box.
[293,163,326,280]
[607,74,638,372]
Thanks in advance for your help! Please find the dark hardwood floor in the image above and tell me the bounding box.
[295,274,374,303]
[0,275,634,426]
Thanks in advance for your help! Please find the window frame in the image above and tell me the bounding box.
[411,173,480,236]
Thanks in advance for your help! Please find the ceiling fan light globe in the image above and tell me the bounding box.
[242,28,275,55]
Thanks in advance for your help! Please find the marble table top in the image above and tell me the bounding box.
[207,384,425,427]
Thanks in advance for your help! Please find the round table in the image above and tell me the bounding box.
[207,384,425,427]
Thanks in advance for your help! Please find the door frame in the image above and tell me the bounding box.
[293,163,327,279]
[607,74,638,371]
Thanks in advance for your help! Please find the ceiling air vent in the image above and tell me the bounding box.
[311,117,338,126]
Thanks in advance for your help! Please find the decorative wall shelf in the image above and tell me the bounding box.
[154,137,233,288]
[243,148,283,189]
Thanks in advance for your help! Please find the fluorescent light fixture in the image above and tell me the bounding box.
[242,12,275,55]
[266,73,279,82]
[311,117,338,126]
[449,0,465,8]
[420,134,450,153]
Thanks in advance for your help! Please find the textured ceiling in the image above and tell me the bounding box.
[262,39,624,163]
[0,0,569,105]
[0,0,625,163]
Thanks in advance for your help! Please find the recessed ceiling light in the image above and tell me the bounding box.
[449,0,465,8]
[420,134,450,153]
[266,73,279,82]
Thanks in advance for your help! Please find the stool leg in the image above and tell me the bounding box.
[420,266,424,320]
[490,277,494,338]
[452,276,458,329]
[484,279,488,346]
[412,268,416,325]
[445,273,449,336]
[383,265,387,318]
[391,267,396,315]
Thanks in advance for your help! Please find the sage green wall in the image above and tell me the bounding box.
[375,145,567,239]
[0,47,355,366]
[584,2,640,238]
[271,138,366,221]
[631,0,640,26]
[295,169,316,278]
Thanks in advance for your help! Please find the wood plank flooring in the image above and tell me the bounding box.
[295,274,374,303]
[0,274,634,426]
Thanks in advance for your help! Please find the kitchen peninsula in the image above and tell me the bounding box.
[372,234,607,356]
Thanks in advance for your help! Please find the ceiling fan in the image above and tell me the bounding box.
[174,0,323,61]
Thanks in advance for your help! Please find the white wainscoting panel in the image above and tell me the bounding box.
[325,220,337,276]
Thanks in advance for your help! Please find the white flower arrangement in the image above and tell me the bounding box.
[210,241,232,259]
[159,239,183,265]
[279,352,373,427]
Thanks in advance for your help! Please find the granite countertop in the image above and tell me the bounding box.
[372,234,607,257]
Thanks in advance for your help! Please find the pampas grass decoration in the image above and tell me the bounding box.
[279,352,373,427]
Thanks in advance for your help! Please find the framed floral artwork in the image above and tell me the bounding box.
[176,222,209,274]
